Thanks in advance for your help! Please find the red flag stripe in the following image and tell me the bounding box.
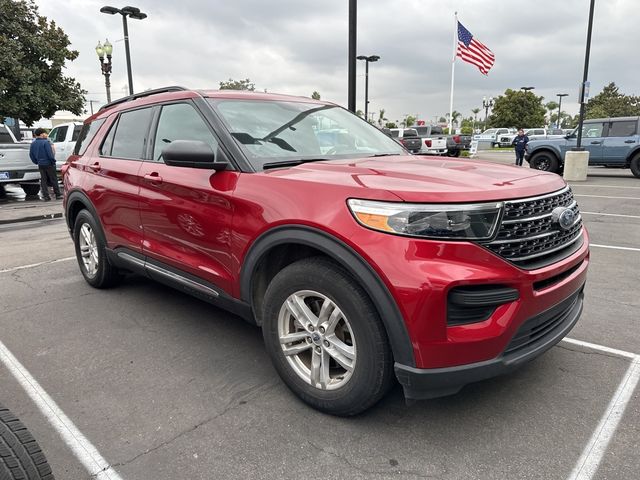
[457,45,494,70]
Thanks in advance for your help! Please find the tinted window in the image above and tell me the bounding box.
[74,119,106,155]
[152,103,218,161]
[110,108,153,159]
[607,121,637,137]
[0,130,12,143]
[414,126,429,136]
[390,130,399,138]
[431,126,443,135]
[582,122,605,138]
[100,119,117,156]
[50,126,68,143]
[72,125,82,141]
[403,129,418,137]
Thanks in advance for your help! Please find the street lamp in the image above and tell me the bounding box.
[356,54,380,121]
[520,86,535,92]
[100,5,147,95]
[482,96,494,128]
[556,93,569,128]
[95,39,113,103]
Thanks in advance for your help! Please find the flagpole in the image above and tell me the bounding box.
[448,12,457,134]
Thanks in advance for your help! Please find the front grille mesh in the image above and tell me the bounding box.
[484,186,583,269]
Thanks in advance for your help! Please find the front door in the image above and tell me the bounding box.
[138,101,238,294]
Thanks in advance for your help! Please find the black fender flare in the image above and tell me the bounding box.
[65,190,107,243]
[624,146,640,166]
[240,225,416,367]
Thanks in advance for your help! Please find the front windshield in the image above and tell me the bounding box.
[482,129,497,134]
[209,99,405,169]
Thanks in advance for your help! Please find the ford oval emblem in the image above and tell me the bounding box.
[552,206,576,231]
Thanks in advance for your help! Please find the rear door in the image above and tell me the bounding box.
[138,101,238,294]
[602,119,638,165]
[82,107,153,253]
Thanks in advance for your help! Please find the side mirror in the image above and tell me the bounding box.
[162,140,227,170]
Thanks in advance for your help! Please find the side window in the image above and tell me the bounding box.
[607,121,637,137]
[110,108,154,159]
[582,123,605,138]
[51,126,68,143]
[100,119,118,156]
[152,103,218,161]
[74,119,106,155]
[72,125,83,141]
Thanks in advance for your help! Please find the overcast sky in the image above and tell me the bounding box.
[33,0,638,124]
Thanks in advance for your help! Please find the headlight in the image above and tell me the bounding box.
[347,199,503,240]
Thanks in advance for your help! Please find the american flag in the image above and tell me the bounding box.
[456,21,495,75]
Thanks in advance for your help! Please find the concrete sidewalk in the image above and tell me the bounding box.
[0,198,64,225]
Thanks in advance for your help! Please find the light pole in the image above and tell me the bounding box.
[482,96,494,128]
[100,5,147,95]
[520,86,535,92]
[95,39,113,103]
[556,93,568,128]
[356,55,380,121]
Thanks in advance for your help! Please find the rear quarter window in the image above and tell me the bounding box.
[608,121,637,137]
[73,119,106,155]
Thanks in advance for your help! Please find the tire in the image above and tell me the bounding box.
[529,152,560,173]
[447,149,461,157]
[630,154,640,178]
[262,257,394,416]
[0,403,54,479]
[21,184,40,196]
[72,210,121,288]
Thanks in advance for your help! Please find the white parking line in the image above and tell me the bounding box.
[0,257,74,274]
[574,194,640,200]
[590,244,640,253]
[562,338,640,480]
[581,211,640,219]
[0,340,124,480]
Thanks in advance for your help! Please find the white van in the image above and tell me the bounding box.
[48,122,83,171]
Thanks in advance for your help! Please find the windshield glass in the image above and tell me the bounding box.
[482,129,497,134]
[209,99,405,168]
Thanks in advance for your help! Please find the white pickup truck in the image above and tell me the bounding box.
[497,128,566,147]
[412,125,448,155]
[48,122,83,171]
[0,123,41,196]
[474,128,515,147]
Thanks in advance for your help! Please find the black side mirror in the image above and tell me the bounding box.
[162,140,227,170]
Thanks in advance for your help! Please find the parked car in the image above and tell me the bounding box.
[526,116,640,177]
[412,125,448,155]
[64,87,589,415]
[0,123,41,196]
[475,128,515,147]
[48,122,83,172]
[498,128,565,148]
[388,128,422,153]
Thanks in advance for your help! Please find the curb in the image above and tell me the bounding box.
[0,212,64,226]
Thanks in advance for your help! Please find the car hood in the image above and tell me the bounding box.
[264,156,567,203]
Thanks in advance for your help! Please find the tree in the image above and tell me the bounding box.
[219,78,255,91]
[384,121,397,129]
[377,108,387,127]
[545,101,559,125]
[585,82,640,119]
[355,109,364,118]
[311,91,321,100]
[404,115,416,127]
[488,89,546,128]
[0,0,85,126]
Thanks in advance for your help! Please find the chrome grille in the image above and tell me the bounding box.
[484,186,583,269]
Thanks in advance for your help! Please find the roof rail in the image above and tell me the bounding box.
[98,86,190,112]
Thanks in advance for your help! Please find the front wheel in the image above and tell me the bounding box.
[530,152,560,173]
[262,258,394,416]
[630,154,640,178]
[73,210,121,288]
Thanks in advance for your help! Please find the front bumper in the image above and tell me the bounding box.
[395,285,584,399]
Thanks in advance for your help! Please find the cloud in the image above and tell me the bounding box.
[33,0,640,123]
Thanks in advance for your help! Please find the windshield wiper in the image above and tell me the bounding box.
[369,153,400,157]
[263,158,331,170]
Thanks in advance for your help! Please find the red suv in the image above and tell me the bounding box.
[63,87,589,415]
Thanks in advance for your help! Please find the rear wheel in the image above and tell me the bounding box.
[262,257,394,416]
[630,154,640,178]
[21,184,40,196]
[530,152,560,173]
[447,148,461,157]
[0,403,54,479]
[73,210,121,288]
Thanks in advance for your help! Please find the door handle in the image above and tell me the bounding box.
[89,162,101,172]
[590,141,602,145]
[144,173,163,184]
[624,140,636,143]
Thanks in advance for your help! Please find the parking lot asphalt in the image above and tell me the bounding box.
[0,157,638,479]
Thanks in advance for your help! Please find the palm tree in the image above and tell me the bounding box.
[377,108,387,127]
[471,108,481,132]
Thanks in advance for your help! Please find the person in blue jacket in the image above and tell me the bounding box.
[29,128,61,201]
[511,128,529,166]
